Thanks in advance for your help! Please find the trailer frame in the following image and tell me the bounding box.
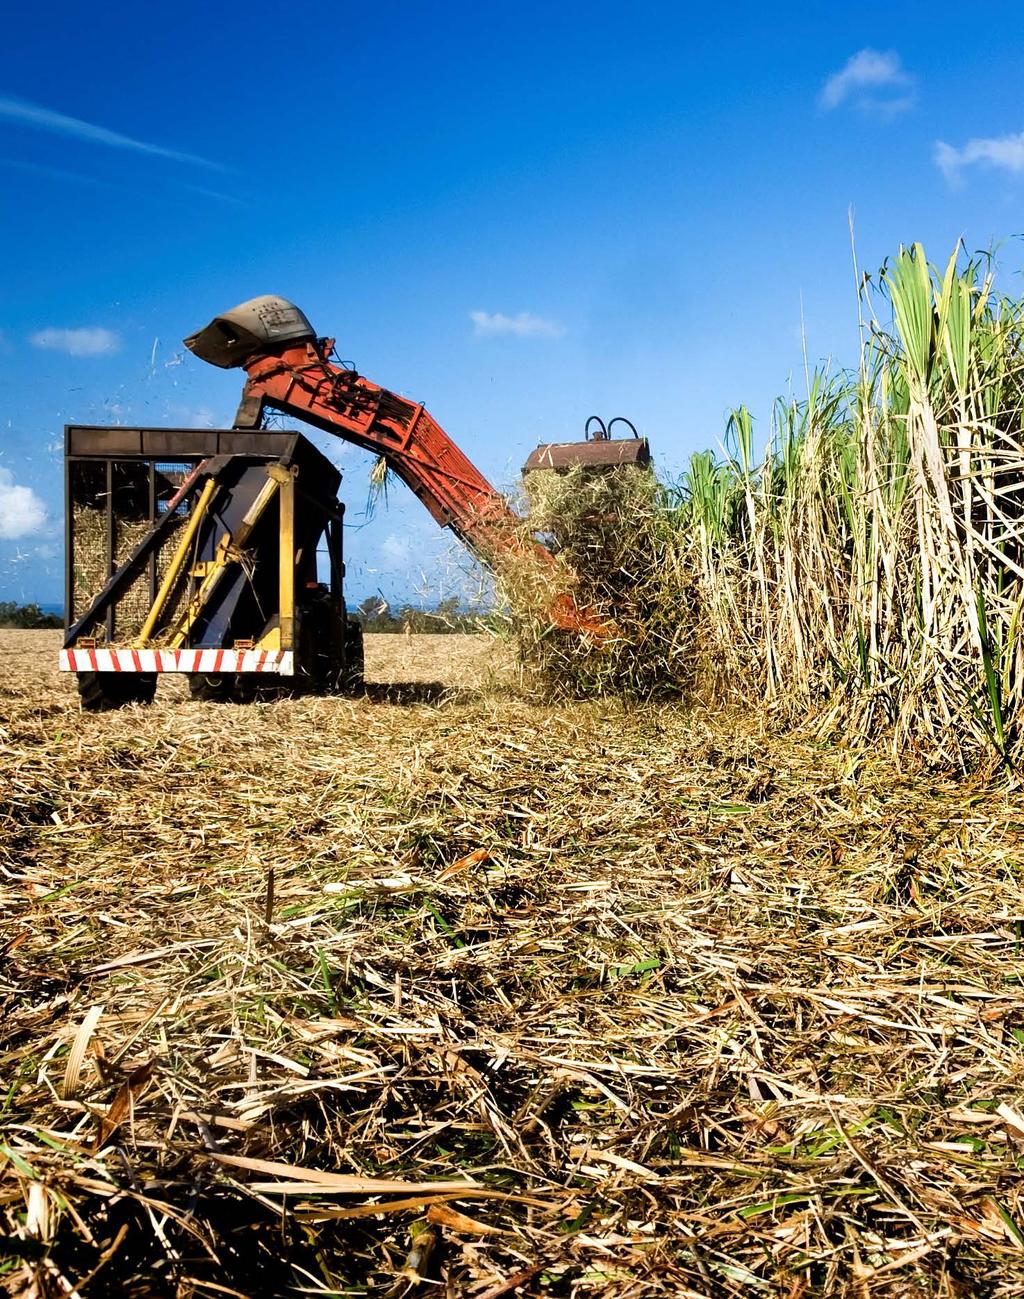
[60,426,353,696]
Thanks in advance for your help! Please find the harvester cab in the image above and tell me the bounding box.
[522,416,651,476]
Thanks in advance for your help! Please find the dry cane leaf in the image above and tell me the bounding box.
[62,1004,105,1099]
[92,1060,155,1152]
[438,848,490,881]
[209,1152,480,1195]
[426,1202,505,1236]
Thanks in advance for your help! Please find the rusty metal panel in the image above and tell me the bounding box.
[137,428,296,458]
[67,427,144,456]
[65,426,305,460]
[137,429,212,458]
[216,431,300,457]
[522,438,651,474]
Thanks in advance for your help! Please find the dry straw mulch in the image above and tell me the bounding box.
[4,631,1024,1297]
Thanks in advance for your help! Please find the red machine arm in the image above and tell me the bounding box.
[234,337,520,565]
[184,296,611,636]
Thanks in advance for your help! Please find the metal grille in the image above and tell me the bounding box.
[69,458,199,643]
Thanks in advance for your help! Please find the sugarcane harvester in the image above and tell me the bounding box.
[60,296,649,708]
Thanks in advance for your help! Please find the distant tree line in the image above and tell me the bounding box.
[0,601,62,629]
[355,596,486,634]
[0,596,487,634]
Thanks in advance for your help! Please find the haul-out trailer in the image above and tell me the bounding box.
[61,426,360,708]
[61,296,649,708]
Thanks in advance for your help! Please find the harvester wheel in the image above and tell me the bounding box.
[188,674,236,703]
[233,674,263,703]
[78,672,157,711]
[340,620,364,694]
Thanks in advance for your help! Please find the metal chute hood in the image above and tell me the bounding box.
[184,295,316,369]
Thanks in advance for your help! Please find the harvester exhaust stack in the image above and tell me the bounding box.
[523,416,651,475]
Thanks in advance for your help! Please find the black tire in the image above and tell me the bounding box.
[232,673,264,703]
[188,673,236,703]
[341,620,364,694]
[78,672,157,712]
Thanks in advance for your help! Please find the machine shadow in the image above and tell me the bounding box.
[360,681,479,706]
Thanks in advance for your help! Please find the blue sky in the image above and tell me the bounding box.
[1,1,1023,607]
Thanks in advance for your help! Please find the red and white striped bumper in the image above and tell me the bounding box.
[59,648,294,675]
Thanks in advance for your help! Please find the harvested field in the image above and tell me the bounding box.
[4,629,1024,1297]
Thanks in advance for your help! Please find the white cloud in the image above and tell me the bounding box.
[185,406,218,428]
[0,468,46,539]
[0,94,221,170]
[161,403,220,428]
[820,49,914,113]
[470,310,565,339]
[935,132,1024,183]
[381,533,412,565]
[30,326,121,357]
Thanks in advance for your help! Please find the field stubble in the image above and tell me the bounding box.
[3,630,1024,1297]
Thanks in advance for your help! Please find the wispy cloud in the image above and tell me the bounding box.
[0,94,222,170]
[0,157,244,205]
[820,49,914,114]
[0,156,131,193]
[175,181,245,205]
[935,132,1024,183]
[0,468,46,539]
[30,327,121,357]
[470,310,565,339]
